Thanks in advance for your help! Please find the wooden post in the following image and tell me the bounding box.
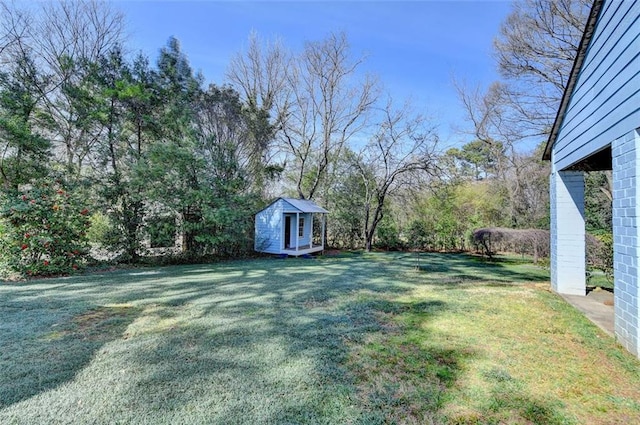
[321,214,326,250]
[296,212,300,251]
[310,213,314,248]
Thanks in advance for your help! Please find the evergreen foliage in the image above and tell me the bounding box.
[0,183,91,276]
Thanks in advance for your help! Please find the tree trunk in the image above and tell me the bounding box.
[365,235,373,252]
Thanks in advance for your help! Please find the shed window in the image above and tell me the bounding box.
[298,217,304,237]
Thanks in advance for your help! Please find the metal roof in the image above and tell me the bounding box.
[281,198,329,213]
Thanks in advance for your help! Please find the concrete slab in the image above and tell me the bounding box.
[561,288,614,336]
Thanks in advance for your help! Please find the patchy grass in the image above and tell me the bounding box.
[588,268,615,291]
[0,252,638,424]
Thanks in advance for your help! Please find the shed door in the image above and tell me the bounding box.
[284,215,291,248]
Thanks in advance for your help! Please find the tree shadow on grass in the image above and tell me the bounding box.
[0,252,557,422]
[0,255,413,421]
[114,285,477,423]
[343,298,475,423]
[68,258,435,422]
[0,302,140,409]
[412,252,548,287]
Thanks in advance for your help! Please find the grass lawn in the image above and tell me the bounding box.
[1,252,639,424]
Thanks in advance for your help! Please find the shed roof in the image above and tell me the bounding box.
[542,0,604,161]
[281,198,329,213]
[256,197,329,215]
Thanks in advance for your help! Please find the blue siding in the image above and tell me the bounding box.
[255,199,284,254]
[296,213,313,246]
[284,212,313,247]
[255,198,326,254]
[304,213,313,245]
[552,0,640,171]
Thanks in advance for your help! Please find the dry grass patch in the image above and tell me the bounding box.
[346,263,640,424]
[70,304,139,341]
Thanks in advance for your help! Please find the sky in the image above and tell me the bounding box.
[116,0,514,147]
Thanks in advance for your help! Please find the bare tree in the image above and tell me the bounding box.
[457,81,551,228]
[495,0,590,86]
[0,2,30,65]
[355,98,438,251]
[493,0,591,136]
[227,31,290,114]
[289,33,378,200]
[36,1,124,76]
[227,31,378,200]
[456,0,591,148]
[455,0,592,229]
[226,33,286,194]
[40,1,125,174]
[0,0,126,175]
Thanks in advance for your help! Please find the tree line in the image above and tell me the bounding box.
[0,0,611,277]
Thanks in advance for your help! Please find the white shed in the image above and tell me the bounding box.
[254,198,328,256]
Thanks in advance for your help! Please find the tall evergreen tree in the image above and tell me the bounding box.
[0,51,50,190]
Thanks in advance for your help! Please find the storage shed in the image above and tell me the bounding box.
[544,0,640,356]
[255,198,328,256]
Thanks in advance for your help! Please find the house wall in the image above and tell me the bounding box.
[550,170,586,296]
[255,199,284,254]
[612,129,640,356]
[552,1,640,171]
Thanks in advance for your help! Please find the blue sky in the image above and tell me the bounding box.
[117,1,513,146]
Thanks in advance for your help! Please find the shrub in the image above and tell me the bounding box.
[86,211,113,246]
[0,184,91,277]
[147,215,177,248]
[472,227,549,262]
[473,227,613,274]
[587,231,613,280]
[406,219,431,250]
[375,216,404,251]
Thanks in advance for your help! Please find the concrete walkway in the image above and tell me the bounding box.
[561,288,614,336]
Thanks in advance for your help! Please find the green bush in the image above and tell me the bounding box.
[589,231,613,281]
[147,216,177,248]
[406,219,431,250]
[0,184,91,276]
[375,216,404,251]
[86,211,113,246]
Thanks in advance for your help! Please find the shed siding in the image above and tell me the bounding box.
[552,0,640,171]
[255,197,327,255]
[283,212,312,247]
[297,213,312,247]
[255,199,284,254]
